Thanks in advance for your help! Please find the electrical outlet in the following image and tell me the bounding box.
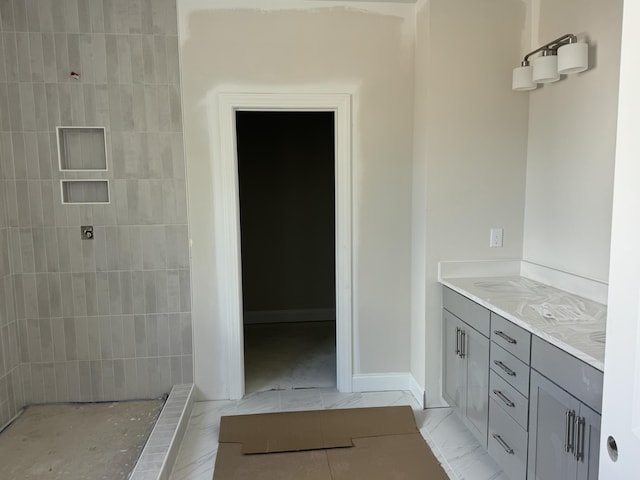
[490,228,503,248]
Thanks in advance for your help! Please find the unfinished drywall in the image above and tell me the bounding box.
[412,0,529,405]
[522,0,623,282]
[178,0,415,399]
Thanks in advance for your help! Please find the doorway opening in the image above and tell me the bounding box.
[236,111,336,394]
[215,92,352,399]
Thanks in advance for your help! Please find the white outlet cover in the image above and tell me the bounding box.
[490,228,504,248]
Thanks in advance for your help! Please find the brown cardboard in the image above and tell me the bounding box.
[213,406,449,480]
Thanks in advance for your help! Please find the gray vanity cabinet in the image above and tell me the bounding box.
[528,335,603,480]
[442,288,490,448]
[577,405,601,480]
[528,371,581,480]
[528,371,601,480]
[443,310,464,410]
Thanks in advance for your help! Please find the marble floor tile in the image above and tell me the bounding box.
[170,389,506,480]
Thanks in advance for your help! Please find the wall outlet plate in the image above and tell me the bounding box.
[490,228,503,248]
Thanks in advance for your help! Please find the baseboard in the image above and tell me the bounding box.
[243,308,336,324]
[352,373,425,408]
[408,375,426,409]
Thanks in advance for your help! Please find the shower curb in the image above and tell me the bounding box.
[129,384,195,480]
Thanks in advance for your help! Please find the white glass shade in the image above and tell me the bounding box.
[532,54,560,83]
[558,42,588,74]
[512,65,537,91]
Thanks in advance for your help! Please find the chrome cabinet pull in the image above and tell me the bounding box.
[565,409,576,453]
[455,327,461,356]
[494,360,516,376]
[492,433,514,455]
[460,330,466,358]
[494,330,517,344]
[493,389,515,408]
[574,416,585,461]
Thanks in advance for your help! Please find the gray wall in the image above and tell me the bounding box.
[0,0,191,407]
[0,107,21,429]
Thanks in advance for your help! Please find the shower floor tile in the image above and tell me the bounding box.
[0,400,163,480]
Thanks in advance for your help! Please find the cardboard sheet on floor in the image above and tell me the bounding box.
[213,405,449,480]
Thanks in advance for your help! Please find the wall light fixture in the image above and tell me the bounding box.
[512,33,588,91]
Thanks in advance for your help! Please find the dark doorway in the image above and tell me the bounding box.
[236,111,337,393]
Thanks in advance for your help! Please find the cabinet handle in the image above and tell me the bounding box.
[455,327,461,356]
[492,433,514,455]
[493,389,515,408]
[460,329,466,358]
[494,330,517,344]
[574,416,585,461]
[493,360,516,376]
[565,409,576,453]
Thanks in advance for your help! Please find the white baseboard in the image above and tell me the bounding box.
[409,375,426,409]
[243,308,336,324]
[352,373,425,408]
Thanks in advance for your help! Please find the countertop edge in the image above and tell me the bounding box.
[440,279,605,372]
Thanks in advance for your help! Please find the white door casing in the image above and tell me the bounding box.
[217,93,353,399]
[599,1,640,477]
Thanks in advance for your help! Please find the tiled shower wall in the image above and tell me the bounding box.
[0,109,22,428]
[0,0,192,406]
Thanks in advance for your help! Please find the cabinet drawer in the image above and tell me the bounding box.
[489,371,528,430]
[490,344,530,397]
[488,399,528,480]
[490,313,531,364]
[443,287,490,337]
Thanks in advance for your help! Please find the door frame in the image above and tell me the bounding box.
[217,92,353,399]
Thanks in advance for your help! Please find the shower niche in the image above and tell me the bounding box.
[57,126,110,204]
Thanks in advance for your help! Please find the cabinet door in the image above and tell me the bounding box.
[443,310,464,410]
[528,370,580,480]
[576,405,601,480]
[463,326,489,447]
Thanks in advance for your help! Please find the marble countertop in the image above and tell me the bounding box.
[440,276,606,371]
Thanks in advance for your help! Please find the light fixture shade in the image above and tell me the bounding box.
[512,65,537,91]
[558,42,588,74]
[532,54,560,83]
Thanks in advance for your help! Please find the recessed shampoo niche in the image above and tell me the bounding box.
[57,126,108,171]
[57,126,110,204]
[60,179,110,204]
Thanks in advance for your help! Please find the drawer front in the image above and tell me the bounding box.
[489,371,528,430]
[443,287,490,337]
[490,343,530,397]
[490,313,531,364]
[488,399,528,480]
[531,336,604,414]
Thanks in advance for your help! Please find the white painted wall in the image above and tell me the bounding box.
[177,0,415,399]
[412,0,530,405]
[522,0,623,282]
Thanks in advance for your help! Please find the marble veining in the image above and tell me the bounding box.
[440,276,606,371]
[170,389,506,480]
